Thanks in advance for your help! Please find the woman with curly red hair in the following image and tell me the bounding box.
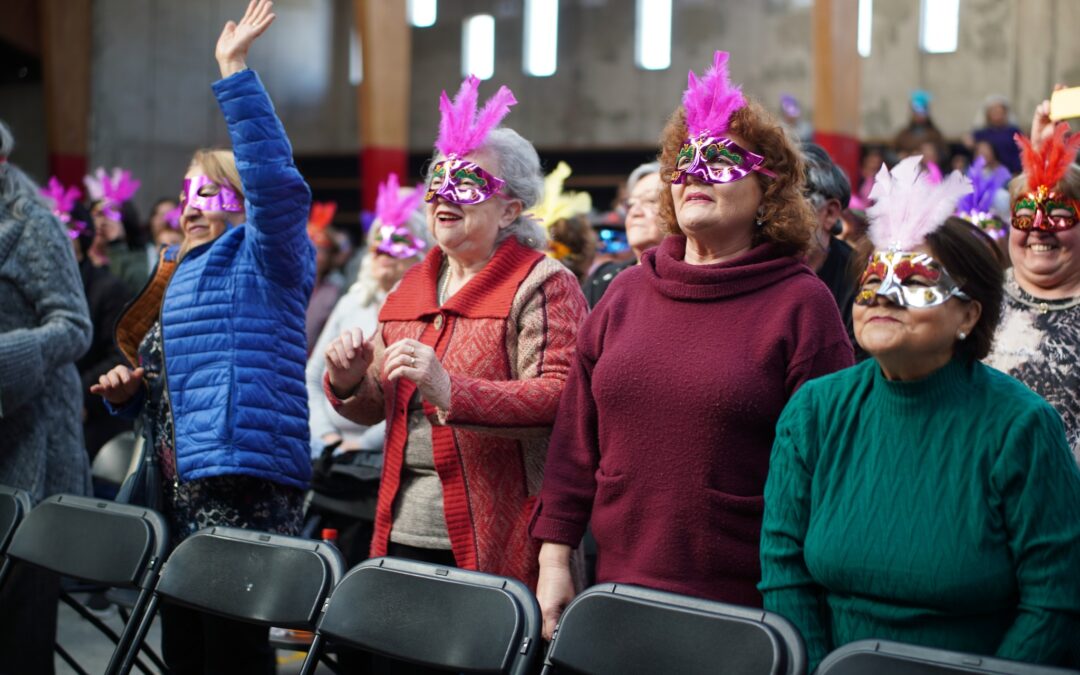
[530,51,854,638]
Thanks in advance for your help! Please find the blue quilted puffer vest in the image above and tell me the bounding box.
[111,69,314,489]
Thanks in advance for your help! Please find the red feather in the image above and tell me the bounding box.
[1016,122,1080,192]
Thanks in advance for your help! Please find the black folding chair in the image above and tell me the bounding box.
[0,484,32,580]
[542,583,807,675]
[816,640,1080,675]
[300,556,543,675]
[124,526,346,674]
[0,493,168,675]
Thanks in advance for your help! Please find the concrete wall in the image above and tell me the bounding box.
[860,0,1080,141]
[88,0,357,213]
[83,0,1078,213]
[407,0,814,151]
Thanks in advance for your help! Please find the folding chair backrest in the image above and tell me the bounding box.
[816,640,1080,675]
[313,557,542,675]
[153,526,346,627]
[5,494,167,588]
[544,583,806,675]
[0,484,31,554]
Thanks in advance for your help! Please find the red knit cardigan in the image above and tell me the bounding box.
[325,238,587,588]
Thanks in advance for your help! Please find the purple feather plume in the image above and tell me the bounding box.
[375,173,424,228]
[435,76,518,158]
[955,156,1011,217]
[682,51,746,138]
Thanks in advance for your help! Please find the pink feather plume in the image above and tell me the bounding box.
[84,167,140,205]
[435,76,517,157]
[682,51,746,138]
[41,177,81,217]
[375,173,424,228]
[867,156,972,250]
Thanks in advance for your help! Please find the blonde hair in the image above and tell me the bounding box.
[178,148,245,259]
[191,148,244,198]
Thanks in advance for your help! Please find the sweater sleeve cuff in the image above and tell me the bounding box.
[529,503,587,547]
[323,370,356,408]
[103,386,146,420]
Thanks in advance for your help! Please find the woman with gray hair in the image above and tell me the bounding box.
[0,119,92,673]
[322,78,587,587]
[584,161,666,306]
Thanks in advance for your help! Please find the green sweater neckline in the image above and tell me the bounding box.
[872,357,971,406]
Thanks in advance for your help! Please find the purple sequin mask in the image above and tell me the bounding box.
[424,157,506,205]
[671,135,776,185]
[180,175,244,213]
[375,224,426,259]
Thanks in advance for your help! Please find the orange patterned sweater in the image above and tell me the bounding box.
[326,238,587,588]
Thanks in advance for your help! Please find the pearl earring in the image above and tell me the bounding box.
[957,331,968,341]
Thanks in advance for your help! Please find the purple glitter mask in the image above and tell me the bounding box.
[180,176,243,213]
[375,223,426,259]
[671,135,777,185]
[424,157,506,205]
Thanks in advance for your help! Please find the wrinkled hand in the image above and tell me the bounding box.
[325,327,375,399]
[537,543,576,641]
[215,0,276,78]
[89,365,145,406]
[1031,84,1068,151]
[383,339,451,411]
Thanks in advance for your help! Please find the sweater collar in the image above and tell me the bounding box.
[872,356,972,403]
[640,235,809,301]
[379,237,544,321]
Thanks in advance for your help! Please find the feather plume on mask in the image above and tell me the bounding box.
[682,51,746,139]
[527,162,592,231]
[867,156,972,251]
[435,76,517,158]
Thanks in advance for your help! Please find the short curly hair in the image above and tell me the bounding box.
[657,100,815,256]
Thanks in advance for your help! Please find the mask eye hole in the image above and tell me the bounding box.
[197,183,222,198]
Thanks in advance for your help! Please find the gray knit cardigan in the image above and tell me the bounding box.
[0,199,93,502]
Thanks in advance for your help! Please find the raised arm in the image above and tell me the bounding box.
[212,0,314,289]
[0,209,91,417]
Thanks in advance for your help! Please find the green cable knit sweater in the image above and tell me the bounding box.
[760,357,1080,670]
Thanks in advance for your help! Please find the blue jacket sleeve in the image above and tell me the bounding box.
[211,69,315,291]
[103,386,146,420]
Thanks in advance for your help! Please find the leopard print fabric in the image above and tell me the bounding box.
[985,273,1080,466]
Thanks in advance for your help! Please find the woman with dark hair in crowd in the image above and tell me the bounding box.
[761,158,1080,671]
[91,2,314,671]
[146,196,182,258]
[85,171,150,296]
[531,52,853,639]
[323,75,587,590]
[0,119,93,675]
[985,105,1080,463]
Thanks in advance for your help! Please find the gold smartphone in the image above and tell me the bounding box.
[1050,87,1080,121]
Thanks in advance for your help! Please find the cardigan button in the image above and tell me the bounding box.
[433,314,444,330]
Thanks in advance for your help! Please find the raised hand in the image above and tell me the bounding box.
[383,339,451,411]
[215,0,276,79]
[1031,84,1068,151]
[325,327,376,399]
[90,364,145,406]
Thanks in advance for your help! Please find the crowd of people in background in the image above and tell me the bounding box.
[2,1,1080,672]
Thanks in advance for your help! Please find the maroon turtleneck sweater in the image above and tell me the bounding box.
[531,236,854,606]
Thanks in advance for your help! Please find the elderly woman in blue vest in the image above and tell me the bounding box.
[91,3,312,673]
